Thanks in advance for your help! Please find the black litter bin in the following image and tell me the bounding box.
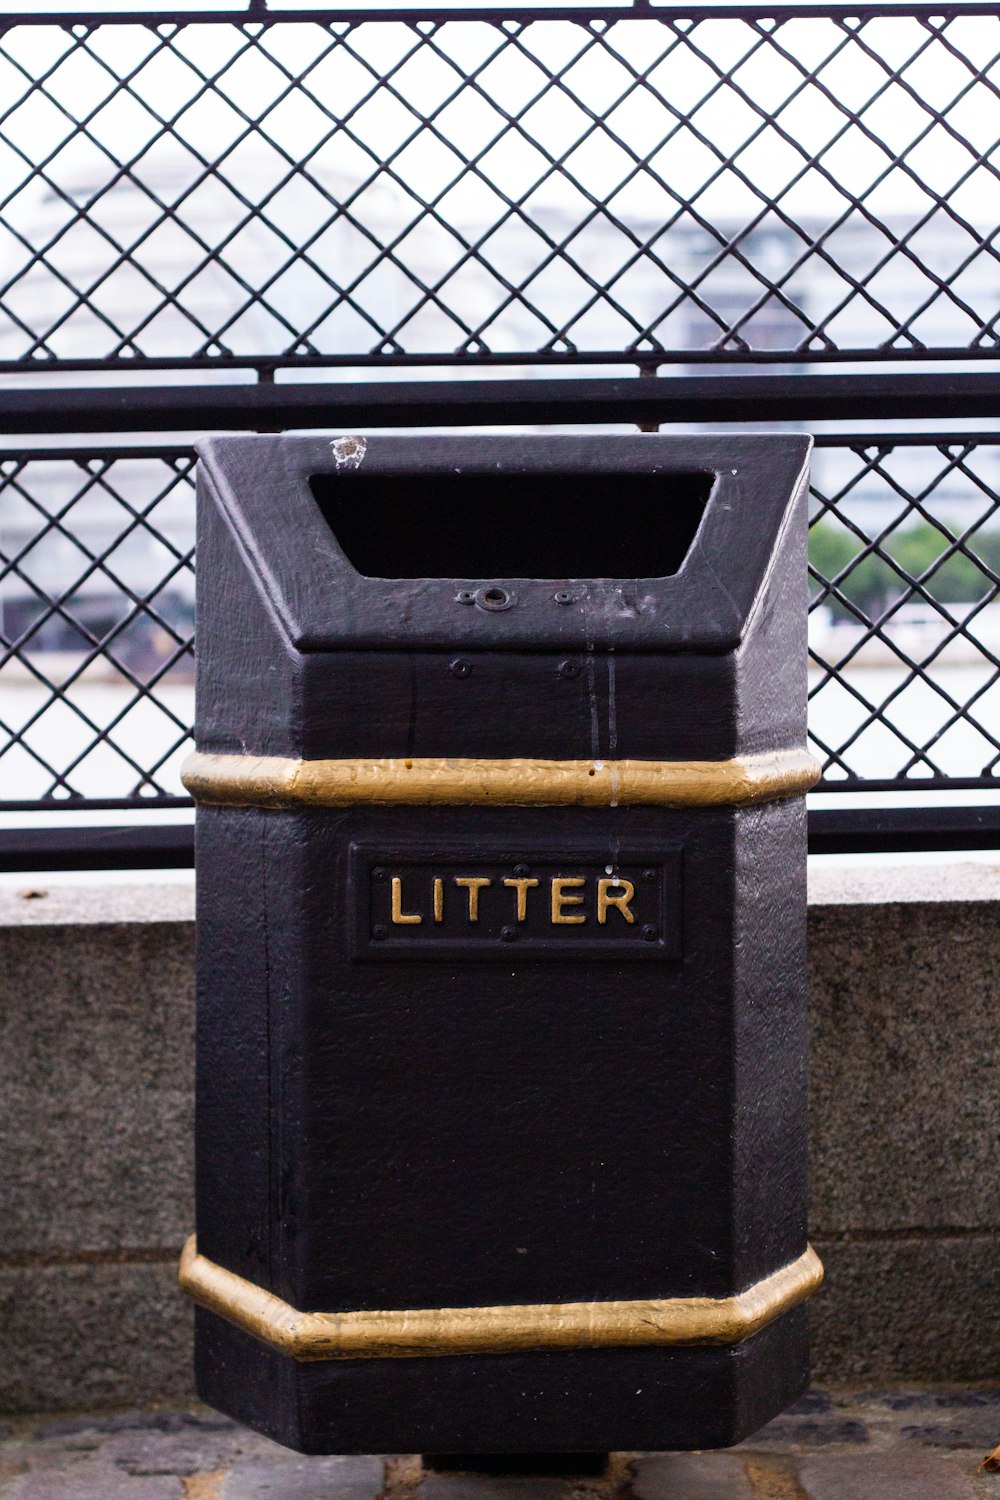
[180,433,822,1455]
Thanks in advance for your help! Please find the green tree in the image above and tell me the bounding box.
[810,517,1000,619]
[809,520,894,619]
[888,522,990,605]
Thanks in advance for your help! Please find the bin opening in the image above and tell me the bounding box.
[310,470,713,581]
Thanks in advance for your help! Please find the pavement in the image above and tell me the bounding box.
[3,1389,1000,1499]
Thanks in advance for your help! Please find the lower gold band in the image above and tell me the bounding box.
[182,748,819,811]
[178,1238,823,1362]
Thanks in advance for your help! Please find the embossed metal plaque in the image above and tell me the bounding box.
[350,841,682,960]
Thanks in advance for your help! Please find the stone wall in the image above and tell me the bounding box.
[807,865,1000,1387]
[1,867,997,1412]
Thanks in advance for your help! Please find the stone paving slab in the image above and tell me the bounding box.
[2,1390,1000,1499]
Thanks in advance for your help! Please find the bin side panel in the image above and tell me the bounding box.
[196,468,305,758]
[731,796,810,1291]
[195,806,275,1285]
[734,467,810,758]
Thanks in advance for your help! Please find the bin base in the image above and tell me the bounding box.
[194,1303,809,1455]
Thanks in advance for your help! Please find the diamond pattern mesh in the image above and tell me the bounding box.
[809,439,1000,786]
[0,450,195,803]
[0,12,999,364]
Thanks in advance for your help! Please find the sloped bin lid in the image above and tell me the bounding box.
[197,432,811,654]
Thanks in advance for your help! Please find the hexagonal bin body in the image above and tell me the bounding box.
[181,434,821,1454]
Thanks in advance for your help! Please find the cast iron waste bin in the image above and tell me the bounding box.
[180,433,823,1456]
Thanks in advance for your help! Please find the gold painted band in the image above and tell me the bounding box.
[178,1237,823,1362]
[181,748,819,811]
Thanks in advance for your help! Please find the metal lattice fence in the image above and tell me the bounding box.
[1,447,195,806]
[0,9,999,367]
[808,436,1000,789]
[2,5,1000,844]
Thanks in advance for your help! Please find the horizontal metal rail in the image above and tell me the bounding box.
[14,3,1000,24]
[0,825,195,874]
[7,346,1000,374]
[4,373,1000,434]
[808,805,1000,855]
[4,808,1000,872]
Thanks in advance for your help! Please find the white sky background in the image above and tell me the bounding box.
[1,10,999,233]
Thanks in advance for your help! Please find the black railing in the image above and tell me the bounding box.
[2,3,1000,864]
